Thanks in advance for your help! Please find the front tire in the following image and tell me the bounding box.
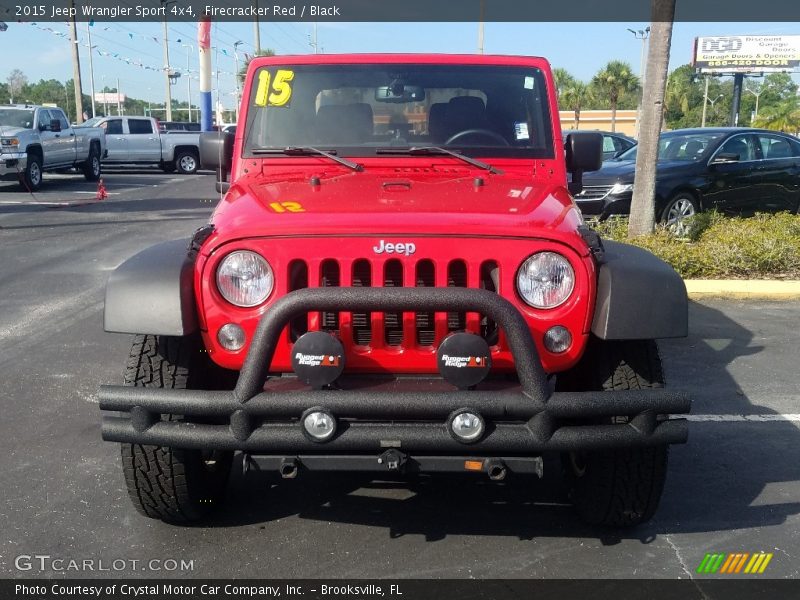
[120,334,233,523]
[19,154,42,192]
[561,339,670,527]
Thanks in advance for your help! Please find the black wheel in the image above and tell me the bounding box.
[660,192,698,235]
[19,154,42,192]
[82,145,101,181]
[175,150,199,175]
[120,334,234,523]
[560,339,669,527]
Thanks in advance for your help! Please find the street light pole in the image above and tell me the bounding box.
[182,43,193,122]
[477,0,485,54]
[101,74,108,115]
[627,26,650,138]
[702,93,724,127]
[233,40,243,122]
[161,1,174,121]
[745,82,771,120]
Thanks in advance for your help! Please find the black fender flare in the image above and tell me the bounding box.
[591,240,688,340]
[104,239,198,336]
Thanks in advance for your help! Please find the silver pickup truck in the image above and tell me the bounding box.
[80,116,202,175]
[0,105,105,191]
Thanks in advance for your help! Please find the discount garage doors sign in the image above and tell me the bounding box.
[693,35,800,72]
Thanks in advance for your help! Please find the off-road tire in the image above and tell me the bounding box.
[19,153,42,192]
[175,150,199,175]
[562,339,669,527]
[82,145,102,181]
[120,334,234,523]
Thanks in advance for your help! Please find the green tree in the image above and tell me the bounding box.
[552,68,577,99]
[752,96,800,133]
[591,60,640,132]
[6,68,27,104]
[239,48,276,81]
[561,81,591,129]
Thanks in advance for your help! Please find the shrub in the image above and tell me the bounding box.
[590,212,800,279]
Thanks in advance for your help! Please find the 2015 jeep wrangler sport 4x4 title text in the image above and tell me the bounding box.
[98,54,690,528]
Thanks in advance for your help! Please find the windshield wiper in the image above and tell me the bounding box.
[251,146,363,171]
[376,146,503,175]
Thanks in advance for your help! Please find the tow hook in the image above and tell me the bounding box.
[486,459,508,481]
[377,449,407,472]
[279,458,300,479]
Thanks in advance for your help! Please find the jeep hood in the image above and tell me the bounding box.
[214,167,584,242]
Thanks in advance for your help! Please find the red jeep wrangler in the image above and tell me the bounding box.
[99,54,690,527]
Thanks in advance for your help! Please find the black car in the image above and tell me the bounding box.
[575,128,800,228]
[564,129,636,161]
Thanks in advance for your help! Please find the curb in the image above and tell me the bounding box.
[685,280,800,299]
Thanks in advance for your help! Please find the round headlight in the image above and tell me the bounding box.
[517,252,575,309]
[216,251,274,307]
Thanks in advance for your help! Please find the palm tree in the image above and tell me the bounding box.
[561,81,591,129]
[591,60,640,132]
[628,0,676,237]
[752,97,800,133]
[553,68,577,99]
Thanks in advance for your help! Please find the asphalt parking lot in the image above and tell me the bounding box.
[0,170,798,580]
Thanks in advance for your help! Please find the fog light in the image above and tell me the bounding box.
[448,409,485,443]
[217,323,245,351]
[544,326,572,353]
[302,408,337,442]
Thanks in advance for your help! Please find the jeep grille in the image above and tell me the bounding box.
[288,258,500,350]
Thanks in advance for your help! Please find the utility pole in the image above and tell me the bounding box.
[116,77,122,115]
[253,0,261,52]
[312,23,318,54]
[68,3,84,123]
[162,7,173,121]
[628,27,650,138]
[182,43,193,122]
[86,22,96,118]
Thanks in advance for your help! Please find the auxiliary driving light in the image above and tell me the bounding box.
[217,323,245,351]
[448,409,485,444]
[543,326,572,353]
[301,408,337,443]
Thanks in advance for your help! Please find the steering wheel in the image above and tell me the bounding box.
[445,128,510,146]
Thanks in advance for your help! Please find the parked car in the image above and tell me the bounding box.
[563,129,636,160]
[575,127,800,229]
[0,105,105,191]
[79,116,202,174]
[101,53,691,528]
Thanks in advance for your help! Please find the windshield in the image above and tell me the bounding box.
[0,108,35,129]
[614,132,727,162]
[244,64,554,159]
[78,117,104,127]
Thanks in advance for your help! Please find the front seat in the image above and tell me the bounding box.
[444,96,487,140]
[315,103,374,144]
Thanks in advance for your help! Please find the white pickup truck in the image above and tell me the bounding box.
[0,105,105,191]
[79,116,202,175]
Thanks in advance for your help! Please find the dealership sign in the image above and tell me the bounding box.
[94,92,126,104]
[693,35,800,72]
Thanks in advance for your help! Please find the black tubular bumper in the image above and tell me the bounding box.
[99,287,690,453]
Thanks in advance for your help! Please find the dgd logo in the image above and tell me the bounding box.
[701,37,743,53]
[697,552,773,574]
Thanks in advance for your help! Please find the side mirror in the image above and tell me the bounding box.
[50,119,62,133]
[565,132,603,195]
[711,152,739,164]
[200,131,234,193]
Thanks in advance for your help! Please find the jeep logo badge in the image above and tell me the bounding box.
[373,240,416,256]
